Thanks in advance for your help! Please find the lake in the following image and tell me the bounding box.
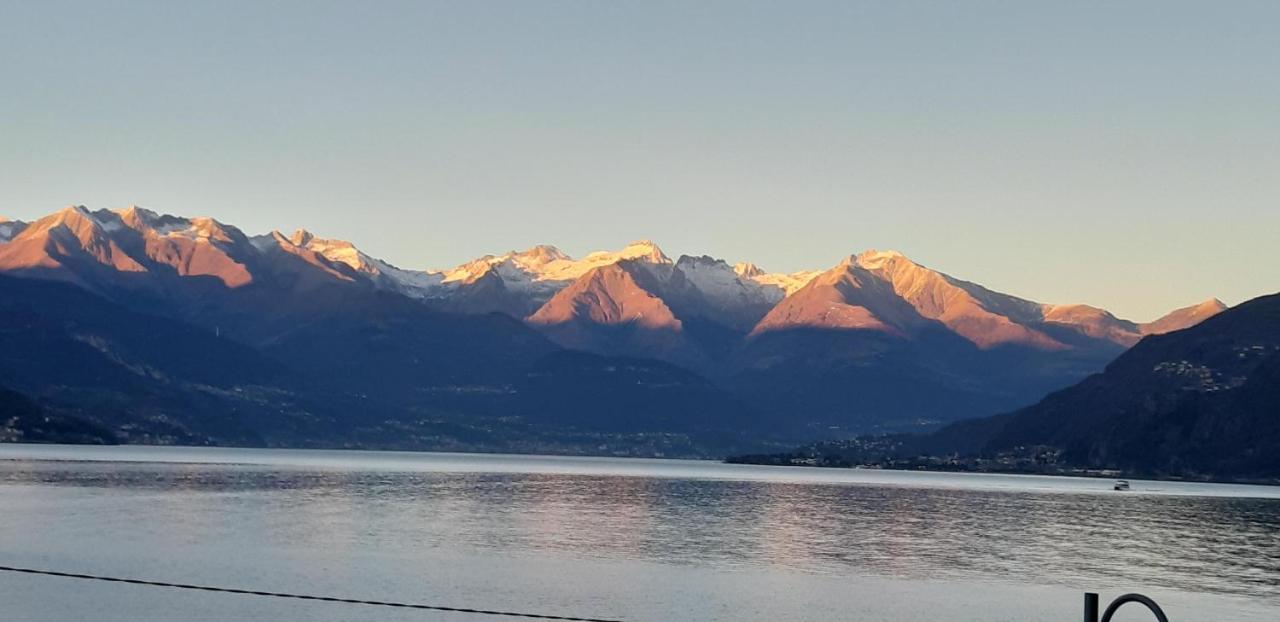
[1,445,1278,621]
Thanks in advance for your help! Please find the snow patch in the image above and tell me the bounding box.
[439,241,672,294]
[677,255,784,306]
[854,249,906,269]
[0,219,26,242]
[287,229,446,297]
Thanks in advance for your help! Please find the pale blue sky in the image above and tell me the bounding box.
[1,1,1277,321]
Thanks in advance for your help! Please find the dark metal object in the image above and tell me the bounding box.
[1085,592,1170,622]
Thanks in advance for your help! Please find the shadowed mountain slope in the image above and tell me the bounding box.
[0,385,115,444]
[0,273,757,453]
[0,274,329,444]
[922,292,1280,477]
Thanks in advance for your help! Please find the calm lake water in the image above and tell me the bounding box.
[1,445,1278,621]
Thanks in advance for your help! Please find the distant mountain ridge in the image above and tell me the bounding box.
[0,205,1215,343]
[0,204,1230,449]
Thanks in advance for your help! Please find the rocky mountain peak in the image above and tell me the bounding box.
[515,244,570,264]
[289,229,317,247]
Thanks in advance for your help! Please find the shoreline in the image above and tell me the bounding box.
[4,442,1280,499]
[722,454,1280,488]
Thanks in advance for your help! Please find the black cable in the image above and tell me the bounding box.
[0,565,624,622]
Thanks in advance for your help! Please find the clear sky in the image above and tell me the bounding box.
[1,1,1276,321]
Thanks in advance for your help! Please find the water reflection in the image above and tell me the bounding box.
[2,457,1277,607]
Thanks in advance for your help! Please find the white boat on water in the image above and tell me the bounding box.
[1114,480,1131,491]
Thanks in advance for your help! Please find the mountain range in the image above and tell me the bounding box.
[0,205,1228,453]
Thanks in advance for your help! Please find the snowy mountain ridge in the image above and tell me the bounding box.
[0,205,1225,350]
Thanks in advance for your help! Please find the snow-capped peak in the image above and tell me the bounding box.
[515,244,570,265]
[675,254,787,310]
[283,229,376,273]
[578,240,671,267]
[733,262,765,278]
[441,240,673,289]
[620,239,670,264]
[853,249,908,269]
[103,206,244,243]
[725,261,820,297]
[743,269,821,297]
[178,217,236,243]
[263,227,444,296]
[108,206,196,236]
